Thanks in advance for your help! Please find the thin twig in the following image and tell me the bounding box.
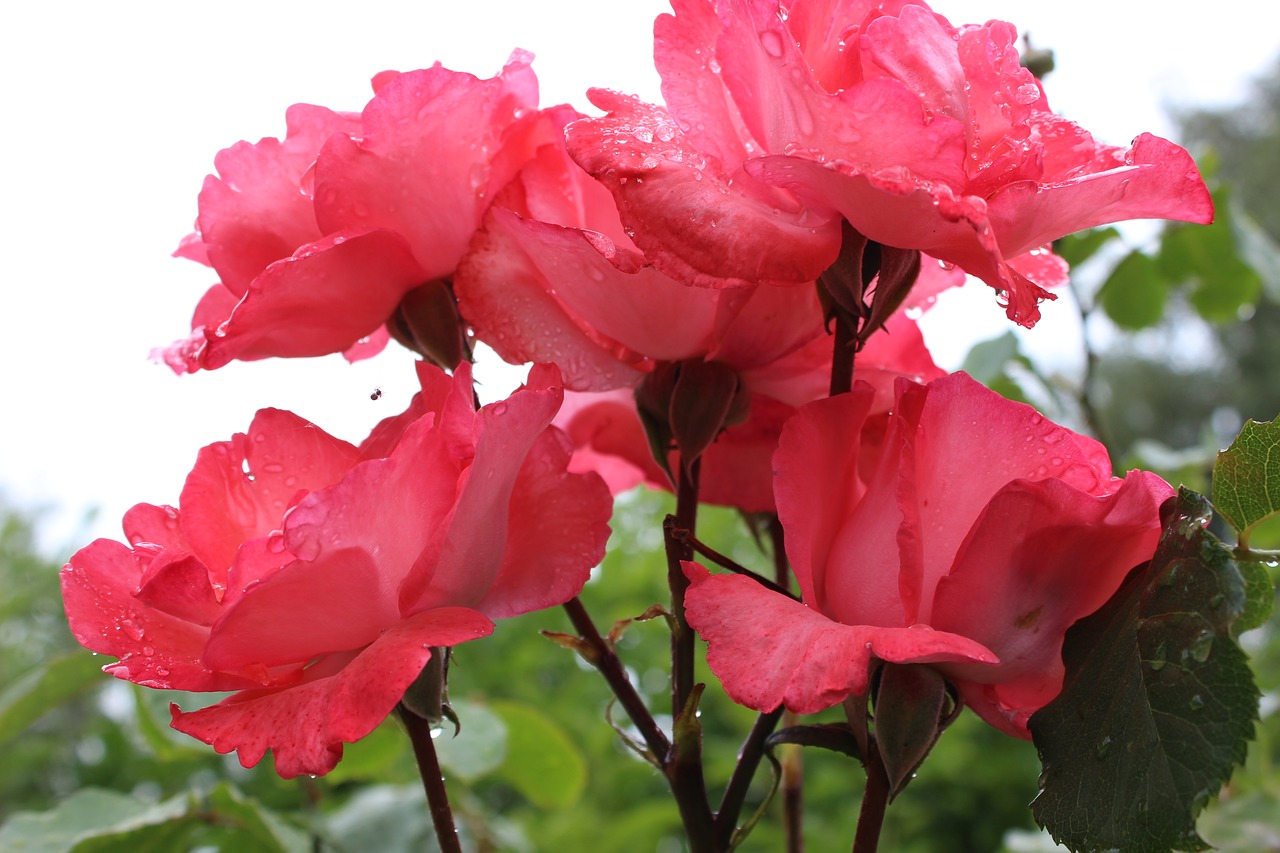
[670,526,800,601]
[561,597,671,760]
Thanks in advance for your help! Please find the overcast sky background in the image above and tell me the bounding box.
[2,1,1276,554]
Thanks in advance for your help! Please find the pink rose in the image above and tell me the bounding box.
[684,372,1173,736]
[159,52,549,373]
[566,0,1212,326]
[61,363,611,777]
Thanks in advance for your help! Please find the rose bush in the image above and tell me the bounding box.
[566,0,1213,326]
[159,52,551,372]
[685,371,1173,736]
[61,363,611,776]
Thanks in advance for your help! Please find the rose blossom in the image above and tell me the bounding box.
[61,363,611,777]
[565,0,1213,326]
[159,52,550,373]
[455,105,954,510]
[684,372,1173,736]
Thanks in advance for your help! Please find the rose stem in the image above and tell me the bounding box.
[398,704,463,853]
[561,596,671,759]
[663,458,715,851]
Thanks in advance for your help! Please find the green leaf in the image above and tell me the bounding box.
[201,784,311,853]
[433,699,508,783]
[1030,490,1260,853]
[959,332,1034,403]
[0,789,189,853]
[1099,250,1167,329]
[1157,190,1263,323]
[323,785,433,853]
[961,331,1023,385]
[0,652,104,747]
[325,717,414,784]
[491,700,588,809]
[1235,559,1276,636]
[1056,227,1121,268]
[1229,204,1280,303]
[1213,416,1280,544]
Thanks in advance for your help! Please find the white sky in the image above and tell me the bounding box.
[1,1,1276,555]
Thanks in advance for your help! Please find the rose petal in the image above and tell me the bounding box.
[173,606,493,778]
[930,472,1172,737]
[685,563,997,714]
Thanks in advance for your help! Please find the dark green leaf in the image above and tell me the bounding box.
[1100,250,1167,329]
[1030,490,1259,852]
[0,652,104,747]
[1213,416,1280,543]
[492,700,587,809]
[1056,227,1122,268]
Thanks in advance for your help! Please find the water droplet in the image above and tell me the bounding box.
[1188,694,1205,711]
[119,619,144,640]
[759,30,785,58]
[155,667,169,677]
[142,645,155,656]
[1149,640,1167,671]
[1187,630,1214,663]
[1096,735,1112,759]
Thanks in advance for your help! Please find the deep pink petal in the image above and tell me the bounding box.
[314,55,543,279]
[400,366,566,613]
[457,209,693,391]
[987,132,1215,254]
[173,607,493,778]
[474,428,612,618]
[196,229,426,370]
[745,154,1055,325]
[495,104,635,249]
[773,384,880,608]
[554,389,662,496]
[685,564,997,714]
[341,326,390,363]
[931,473,1172,737]
[194,104,359,296]
[122,503,189,552]
[567,89,841,288]
[60,540,264,691]
[907,373,1117,614]
[697,395,796,512]
[206,409,467,669]
[710,278,826,373]
[154,285,239,375]
[179,409,360,583]
[819,380,925,627]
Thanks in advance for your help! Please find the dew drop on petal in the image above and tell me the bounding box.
[760,30,785,58]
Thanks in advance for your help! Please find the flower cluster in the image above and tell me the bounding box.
[65,0,1211,781]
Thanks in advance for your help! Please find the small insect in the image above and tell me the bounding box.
[370,387,383,401]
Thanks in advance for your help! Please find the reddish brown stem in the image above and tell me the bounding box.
[398,705,463,853]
